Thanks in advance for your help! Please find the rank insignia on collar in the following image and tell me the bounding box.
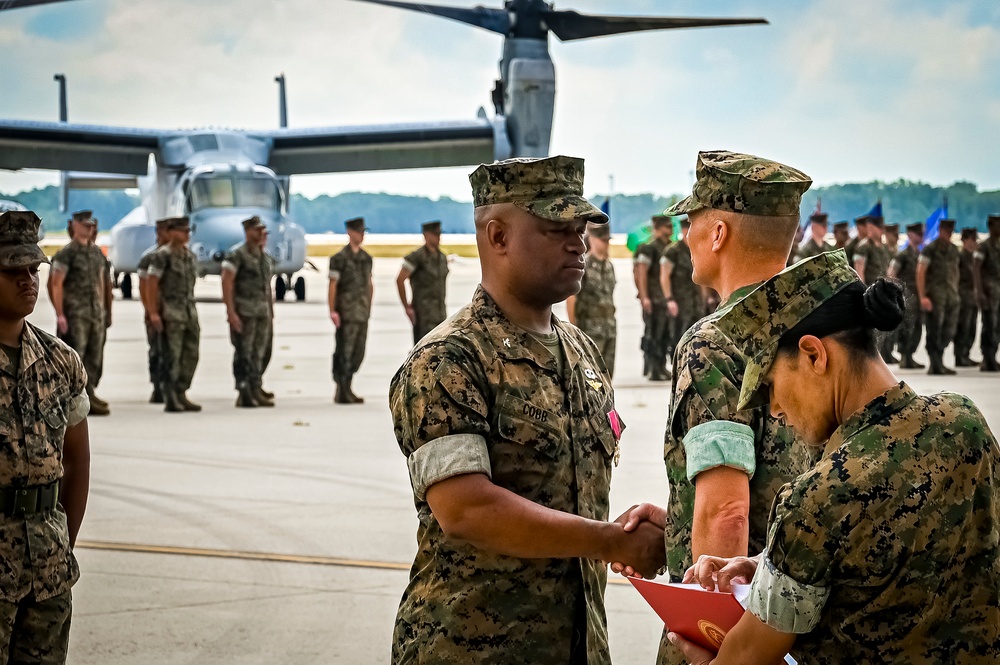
[583,368,597,379]
[503,338,511,348]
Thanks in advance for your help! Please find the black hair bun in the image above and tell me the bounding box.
[862,278,905,331]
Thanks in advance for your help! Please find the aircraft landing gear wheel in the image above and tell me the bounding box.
[274,276,287,301]
[120,273,133,300]
[294,276,306,302]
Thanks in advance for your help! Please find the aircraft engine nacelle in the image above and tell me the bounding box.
[504,56,556,158]
[271,222,306,275]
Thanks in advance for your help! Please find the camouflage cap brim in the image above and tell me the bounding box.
[0,244,49,268]
[663,195,702,217]
[517,195,608,224]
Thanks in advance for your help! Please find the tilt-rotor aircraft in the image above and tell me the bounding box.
[0,0,767,300]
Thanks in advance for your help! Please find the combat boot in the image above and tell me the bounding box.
[649,366,671,382]
[88,389,109,410]
[334,381,349,404]
[899,354,924,370]
[236,383,258,408]
[149,383,164,404]
[981,356,1000,372]
[259,387,275,400]
[345,379,365,404]
[251,385,274,407]
[88,399,110,417]
[927,354,947,375]
[177,392,202,412]
[164,387,184,413]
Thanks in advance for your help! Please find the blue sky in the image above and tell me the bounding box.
[1,0,998,203]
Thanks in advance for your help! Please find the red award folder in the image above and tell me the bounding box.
[628,578,749,651]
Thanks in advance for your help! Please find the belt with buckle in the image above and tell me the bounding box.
[0,481,60,517]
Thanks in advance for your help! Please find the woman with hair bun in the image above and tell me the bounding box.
[667,251,1000,665]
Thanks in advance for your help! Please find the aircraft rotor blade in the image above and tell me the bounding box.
[0,0,78,10]
[350,0,509,35]
[542,11,768,42]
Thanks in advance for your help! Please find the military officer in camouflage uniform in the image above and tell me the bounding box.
[887,222,925,369]
[329,217,373,404]
[844,215,869,265]
[566,222,617,377]
[49,210,111,415]
[396,220,449,344]
[917,218,960,375]
[390,156,664,665]
[659,217,703,362]
[955,227,981,367]
[974,214,1000,372]
[670,252,1000,665]
[795,212,833,261]
[884,221,900,253]
[147,217,202,413]
[832,220,850,250]
[611,151,815,665]
[0,210,91,665]
[137,218,170,403]
[853,215,897,363]
[633,215,673,381]
[222,216,275,408]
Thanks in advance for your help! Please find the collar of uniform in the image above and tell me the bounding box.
[0,322,44,378]
[716,281,764,315]
[472,286,563,373]
[822,382,916,458]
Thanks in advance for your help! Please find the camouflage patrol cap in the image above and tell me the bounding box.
[854,215,871,226]
[989,214,1000,225]
[961,227,978,241]
[0,210,49,268]
[867,215,885,228]
[663,150,812,217]
[723,250,859,410]
[154,217,171,229]
[939,218,956,230]
[71,209,94,224]
[160,216,190,230]
[242,215,266,230]
[469,155,608,224]
[905,222,924,234]
[809,212,828,226]
[587,222,611,240]
[651,214,672,228]
[345,217,368,232]
[884,222,899,232]
[422,220,442,233]
[833,220,849,230]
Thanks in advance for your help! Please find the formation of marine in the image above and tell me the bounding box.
[3,149,999,664]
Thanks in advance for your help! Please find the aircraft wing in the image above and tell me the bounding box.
[0,120,161,175]
[256,119,503,175]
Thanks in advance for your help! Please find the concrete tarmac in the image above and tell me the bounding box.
[24,257,1000,664]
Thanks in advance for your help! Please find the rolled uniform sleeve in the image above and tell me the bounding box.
[391,343,492,501]
[146,250,167,279]
[328,253,343,282]
[64,348,90,427]
[748,488,833,634]
[918,254,931,267]
[671,336,757,479]
[221,250,240,274]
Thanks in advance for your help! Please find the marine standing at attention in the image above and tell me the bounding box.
[146,216,202,413]
[634,214,673,381]
[795,212,832,261]
[396,220,449,344]
[222,216,276,408]
[974,214,1000,372]
[831,220,850,250]
[887,222,925,369]
[844,215,868,265]
[49,210,111,416]
[659,216,704,363]
[917,218,960,375]
[853,214,896,363]
[954,227,981,367]
[612,150,816,665]
[137,218,170,403]
[669,252,1000,665]
[389,156,665,665]
[566,221,617,377]
[329,217,373,404]
[0,210,91,665]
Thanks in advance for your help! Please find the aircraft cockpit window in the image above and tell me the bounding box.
[236,178,280,210]
[189,177,235,211]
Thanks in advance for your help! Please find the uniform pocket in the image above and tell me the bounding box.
[496,393,562,460]
[40,398,68,429]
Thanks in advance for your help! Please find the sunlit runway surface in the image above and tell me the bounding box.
[26,257,999,664]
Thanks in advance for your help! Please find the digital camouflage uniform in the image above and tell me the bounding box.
[658,151,813,665]
[0,211,89,664]
[147,244,200,393]
[722,251,1000,664]
[794,237,832,262]
[890,243,923,363]
[402,245,449,344]
[854,237,895,359]
[975,232,1000,367]
[955,241,979,363]
[390,156,617,665]
[660,239,704,356]
[137,246,165,390]
[574,252,617,378]
[50,241,107,394]
[634,233,671,377]
[920,237,961,365]
[222,241,275,391]
[329,245,372,386]
[843,233,863,266]
[390,287,619,665]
